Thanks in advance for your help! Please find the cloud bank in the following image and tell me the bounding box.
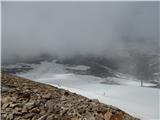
[2,2,159,64]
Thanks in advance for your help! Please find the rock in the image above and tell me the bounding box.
[97,113,104,119]
[104,111,112,120]
[60,107,68,116]
[22,106,28,113]
[2,103,10,109]
[6,107,12,112]
[1,86,12,92]
[31,107,40,114]
[9,103,18,108]
[60,95,66,101]
[15,107,22,112]
[1,110,5,114]
[25,101,35,109]
[45,100,54,113]
[42,93,52,99]
[79,108,86,115]
[33,89,39,93]
[40,109,46,115]
[37,114,48,120]
[24,113,36,119]
[90,102,97,107]
[63,91,70,96]
[6,113,14,120]
[2,113,8,118]
[35,100,41,106]
[21,92,30,98]
[110,113,123,120]
[2,96,12,104]
[46,114,54,120]
[12,97,17,103]
[32,115,38,120]
[13,111,22,116]
[10,103,23,108]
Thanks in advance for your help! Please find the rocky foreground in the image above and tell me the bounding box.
[1,73,139,120]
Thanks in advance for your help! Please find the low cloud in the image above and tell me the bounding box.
[2,1,159,64]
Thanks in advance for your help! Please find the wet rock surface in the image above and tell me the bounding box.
[1,73,140,120]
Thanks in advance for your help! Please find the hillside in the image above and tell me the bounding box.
[1,73,139,120]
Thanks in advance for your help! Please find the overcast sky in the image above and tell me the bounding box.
[2,2,159,63]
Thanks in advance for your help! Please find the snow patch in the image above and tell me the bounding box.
[66,65,90,71]
[17,61,160,120]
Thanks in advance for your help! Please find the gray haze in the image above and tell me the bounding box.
[2,2,159,64]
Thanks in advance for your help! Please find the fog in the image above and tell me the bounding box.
[2,2,159,64]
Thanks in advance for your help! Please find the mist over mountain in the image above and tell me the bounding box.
[2,2,159,62]
[2,2,159,81]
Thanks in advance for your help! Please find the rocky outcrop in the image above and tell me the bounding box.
[1,73,139,120]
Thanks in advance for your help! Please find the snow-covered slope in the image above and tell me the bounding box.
[17,60,160,120]
[56,85,159,120]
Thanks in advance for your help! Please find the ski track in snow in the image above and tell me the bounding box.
[16,60,160,120]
